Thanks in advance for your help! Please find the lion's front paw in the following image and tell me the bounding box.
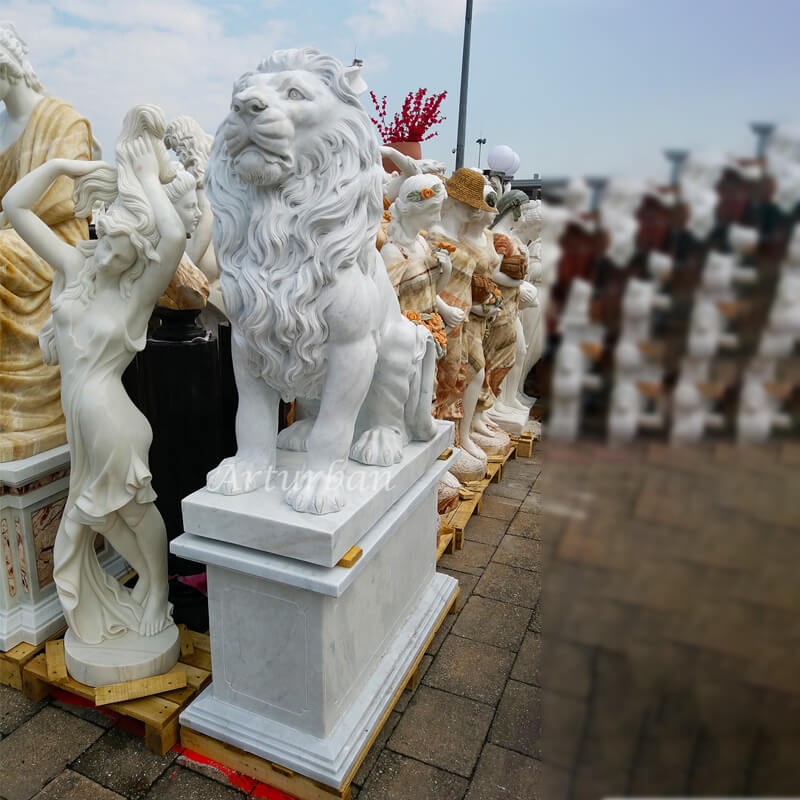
[350,426,403,466]
[285,469,345,515]
[276,419,315,452]
[207,455,270,495]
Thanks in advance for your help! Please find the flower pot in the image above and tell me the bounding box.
[382,140,422,174]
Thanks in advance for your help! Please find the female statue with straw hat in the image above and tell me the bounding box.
[430,167,500,480]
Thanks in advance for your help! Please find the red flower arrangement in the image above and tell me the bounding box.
[369,88,447,144]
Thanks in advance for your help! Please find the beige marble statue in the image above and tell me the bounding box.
[0,22,94,460]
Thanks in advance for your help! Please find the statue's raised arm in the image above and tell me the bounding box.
[2,158,109,287]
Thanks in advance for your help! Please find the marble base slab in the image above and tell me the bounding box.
[486,404,532,435]
[181,420,453,567]
[64,624,181,687]
[175,444,457,788]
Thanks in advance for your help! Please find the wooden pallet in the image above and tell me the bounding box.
[436,522,456,561]
[180,584,460,800]
[22,626,212,755]
[0,569,137,691]
[511,430,535,459]
[442,443,518,548]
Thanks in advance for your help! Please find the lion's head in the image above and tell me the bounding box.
[206,48,383,401]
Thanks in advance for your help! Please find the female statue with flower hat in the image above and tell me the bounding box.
[0,21,95,458]
[381,173,462,359]
[430,168,500,480]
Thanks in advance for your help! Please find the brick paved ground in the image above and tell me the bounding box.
[540,440,800,799]
[8,439,794,800]
[0,451,543,800]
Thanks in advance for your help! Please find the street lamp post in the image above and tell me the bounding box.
[476,137,486,168]
[455,0,473,170]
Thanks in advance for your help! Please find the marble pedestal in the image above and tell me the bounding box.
[1,446,127,650]
[173,421,458,788]
[486,402,533,435]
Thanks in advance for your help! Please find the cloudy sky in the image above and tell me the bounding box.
[5,0,800,183]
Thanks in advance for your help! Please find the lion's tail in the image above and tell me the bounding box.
[405,325,438,442]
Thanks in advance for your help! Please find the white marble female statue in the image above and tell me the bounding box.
[478,189,538,434]
[515,202,568,404]
[2,105,186,682]
[164,116,221,309]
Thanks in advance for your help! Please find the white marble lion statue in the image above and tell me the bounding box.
[204,48,437,514]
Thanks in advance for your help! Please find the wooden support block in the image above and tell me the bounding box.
[437,448,453,460]
[45,640,68,684]
[21,656,52,702]
[178,624,195,657]
[336,546,363,569]
[407,666,421,691]
[95,664,187,706]
[146,715,180,756]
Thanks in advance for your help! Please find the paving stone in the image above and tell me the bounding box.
[492,534,541,572]
[352,711,401,786]
[451,595,531,651]
[520,492,543,514]
[143,765,247,798]
[359,750,468,800]
[462,516,508,546]
[423,634,515,705]
[507,511,541,539]
[438,568,479,604]
[0,684,47,736]
[537,638,592,698]
[175,753,257,793]
[629,734,697,797]
[538,761,570,800]
[30,769,125,799]
[489,680,541,760]
[483,477,531,501]
[425,614,455,656]
[510,631,541,685]
[464,743,540,800]
[388,686,494,777]
[529,599,542,633]
[0,706,103,800]
[541,689,587,769]
[50,699,118,730]
[478,495,520,522]
[474,563,540,609]
[71,726,178,799]
[438,540,495,576]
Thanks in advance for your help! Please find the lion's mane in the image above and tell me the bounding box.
[205,48,383,401]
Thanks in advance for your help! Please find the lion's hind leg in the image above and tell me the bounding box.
[350,318,416,466]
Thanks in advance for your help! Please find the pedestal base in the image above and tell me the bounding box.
[486,402,533,435]
[64,624,180,687]
[183,574,455,788]
[174,430,457,789]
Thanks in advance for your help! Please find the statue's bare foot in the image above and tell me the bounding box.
[207,455,270,495]
[286,469,345,515]
[131,574,150,605]
[462,436,488,463]
[276,419,315,452]
[350,426,403,466]
[138,594,170,637]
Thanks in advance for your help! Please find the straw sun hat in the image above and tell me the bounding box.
[445,168,497,213]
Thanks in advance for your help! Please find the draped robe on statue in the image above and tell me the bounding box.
[0,96,93,459]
